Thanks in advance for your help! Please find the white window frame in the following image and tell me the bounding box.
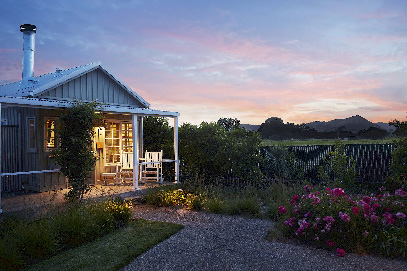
[27,116,36,153]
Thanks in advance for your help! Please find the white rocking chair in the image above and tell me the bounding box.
[117,151,134,185]
[141,151,163,184]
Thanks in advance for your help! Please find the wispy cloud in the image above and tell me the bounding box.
[0,0,406,124]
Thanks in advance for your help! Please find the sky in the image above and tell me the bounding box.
[0,0,406,125]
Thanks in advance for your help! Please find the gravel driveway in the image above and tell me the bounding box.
[123,205,407,271]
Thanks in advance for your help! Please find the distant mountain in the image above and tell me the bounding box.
[306,115,392,133]
[375,122,396,133]
[240,124,260,132]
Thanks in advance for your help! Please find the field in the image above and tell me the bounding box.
[262,138,395,146]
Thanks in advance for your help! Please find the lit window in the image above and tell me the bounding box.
[46,119,56,149]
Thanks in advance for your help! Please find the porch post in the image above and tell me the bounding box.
[138,116,143,157]
[132,114,140,190]
[174,116,179,183]
[0,103,2,213]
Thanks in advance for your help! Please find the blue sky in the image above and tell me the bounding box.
[0,0,406,124]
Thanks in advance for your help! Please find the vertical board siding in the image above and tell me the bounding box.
[37,69,145,107]
[1,125,20,192]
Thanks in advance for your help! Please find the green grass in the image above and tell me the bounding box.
[27,219,184,271]
[262,138,394,146]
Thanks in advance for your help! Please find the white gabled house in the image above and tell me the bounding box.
[0,24,179,213]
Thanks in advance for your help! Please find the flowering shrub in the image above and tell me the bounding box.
[144,188,201,210]
[277,185,407,258]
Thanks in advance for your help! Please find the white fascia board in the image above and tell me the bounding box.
[33,62,101,97]
[0,97,179,117]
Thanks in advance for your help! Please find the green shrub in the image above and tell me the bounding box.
[203,198,227,214]
[317,140,356,190]
[0,197,132,270]
[226,196,260,217]
[143,187,202,210]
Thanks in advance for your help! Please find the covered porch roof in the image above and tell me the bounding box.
[0,96,180,214]
[0,96,179,117]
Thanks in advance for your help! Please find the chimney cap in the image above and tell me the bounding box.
[20,24,37,33]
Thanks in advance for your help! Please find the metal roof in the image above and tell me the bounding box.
[0,96,179,117]
[0,62,150,108]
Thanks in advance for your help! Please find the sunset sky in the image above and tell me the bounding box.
[0,0,406,125]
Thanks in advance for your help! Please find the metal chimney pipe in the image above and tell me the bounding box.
[20,24,37,80]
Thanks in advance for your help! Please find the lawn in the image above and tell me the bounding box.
[27,219,184,271]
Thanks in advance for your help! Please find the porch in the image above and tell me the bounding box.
[0,97,180,214]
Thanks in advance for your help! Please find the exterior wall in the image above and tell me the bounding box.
[1,106,67,193]
[37,69,145,107]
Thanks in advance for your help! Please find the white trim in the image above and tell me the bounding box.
[0,97,179,117]
[174,117,179,183]
[132,115,140,190]
[27,116,36,152]
[1,169,60,176]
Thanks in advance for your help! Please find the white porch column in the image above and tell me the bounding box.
[138,116,143,158]
[0,103,2,214]
[174,116,179,183]
[132,114,140,190]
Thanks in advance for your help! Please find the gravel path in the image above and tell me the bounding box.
[123,205,407,271]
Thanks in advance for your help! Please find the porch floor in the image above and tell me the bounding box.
[1,182,174,214]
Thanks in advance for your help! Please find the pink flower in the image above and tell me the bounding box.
[278,206,287,214]
[304,211,311,218]
[284,217,296,227]
[333,188,345,197]
[304,185,314,192]
[351,206,360,215]
[363,196,371,204]
[323,216,335,223]
[339,212,350,222]
[336,248,345,257]
[382,213,396,225]
[396,212,406,219]
[294,208,300,215]
[326,188,332,195]
[326,240,335,247]
[290,195,299,205]
[312,197,321,205]
[372,203,381,209]
[395,189,406,197]
[370,214,378,223]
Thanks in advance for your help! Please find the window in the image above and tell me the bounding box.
[27,117,36,152]
[45,118,57,151]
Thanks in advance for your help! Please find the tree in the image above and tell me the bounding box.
[387,118,407,190]
[52,101,102,201]
[217,118,240,131]
[179,120,263,185]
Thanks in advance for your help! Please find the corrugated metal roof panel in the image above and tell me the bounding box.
[0,62,150,108]
[0,63,96,97]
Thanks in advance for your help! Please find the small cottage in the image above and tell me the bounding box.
[0,25,180,213]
